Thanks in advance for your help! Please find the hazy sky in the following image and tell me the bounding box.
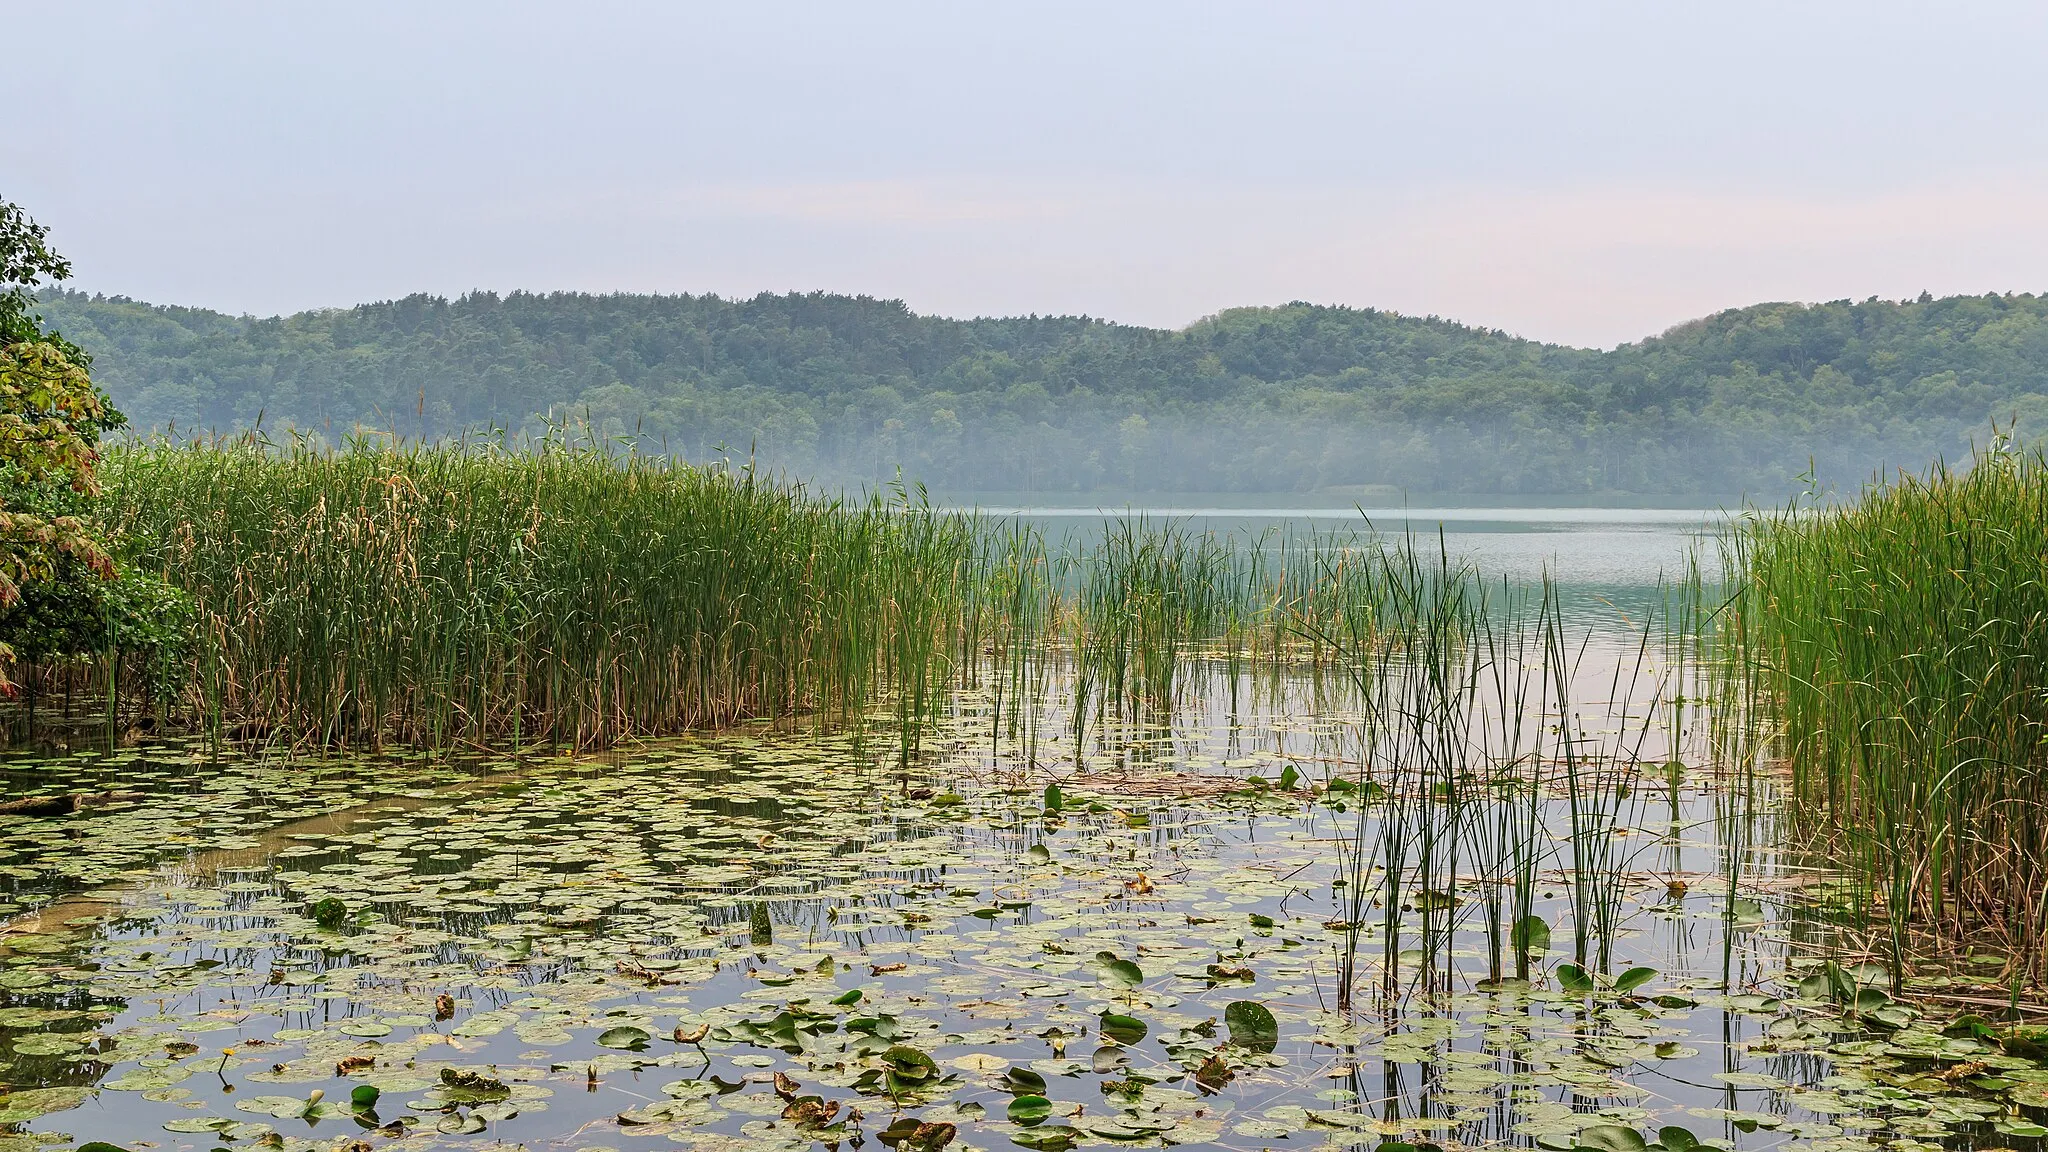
[8,2,2047,346]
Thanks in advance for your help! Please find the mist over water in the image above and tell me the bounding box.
[963,504,1724,595]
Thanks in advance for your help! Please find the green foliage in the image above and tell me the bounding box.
[0,564,194,698]
[1007,1095,1054,1124]
[94,432,1432,749]
[309,897,347,929]
[0,197,168,696]
[1222,1000,1279,1052]
[40,288,2048,498]
[1575,1125,1648,1152]
[1097,1011,1147,1045]
[0,342,117,612]
[0,201,82,358]
[1732,440,2048,982]
[101,435,998,748]
[1614,966,1659,994]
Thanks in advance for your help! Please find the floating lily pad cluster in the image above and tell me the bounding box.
[0,706,2043,1152]
[0,738,500,916]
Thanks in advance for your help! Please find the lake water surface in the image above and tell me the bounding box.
[1,510,2037,1152]
[964,507,1725,589]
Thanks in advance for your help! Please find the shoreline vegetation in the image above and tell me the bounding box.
[84,432,1428,754]
[10,429,2030,988]
[7,385,2048,1148]
[1729,435,2048,982]
[17,203,2048,1144]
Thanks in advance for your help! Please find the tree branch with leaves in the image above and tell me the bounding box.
[0,196,183,699]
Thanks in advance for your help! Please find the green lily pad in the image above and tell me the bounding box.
[235,1094,317,1119]
[1224,1000,1279,1053]
[1099,958,1144,988]
[1098,1012,1148,1045]
[1512,915,1551,953]
[1614,967,1658,994]
[11,1034,84,1056]
[1008,1094,1055,1124]
[1556,964,1595,994]
[1657,1125,1701,1152]
[162,1118,236,1134]
[1576,1124,1649,1152]
[884,1044,940,1083]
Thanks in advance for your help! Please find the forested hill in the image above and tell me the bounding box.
[36,288,2048,498]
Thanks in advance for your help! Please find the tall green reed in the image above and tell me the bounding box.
[1316,552,1709,1010]
[1729,438,2048,980]
[102,434,992,752]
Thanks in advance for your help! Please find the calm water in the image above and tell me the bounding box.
[963,506,1725,588]
[0,696,1780,1152]
[3,509,2036,1152]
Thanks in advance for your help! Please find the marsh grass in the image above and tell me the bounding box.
[88,437,1415,759]
[1309,550,1712,1009]
[102,434,995,751]
[1548,578,1663,973]
[1730,438,2048,981]
[77,435,1762,1006]
[1057,519,1383,753]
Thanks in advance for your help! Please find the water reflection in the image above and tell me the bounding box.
[0,648,2028,1152]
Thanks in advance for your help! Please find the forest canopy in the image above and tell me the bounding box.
[36,288,2048,500]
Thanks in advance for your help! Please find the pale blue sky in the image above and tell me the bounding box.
[8,1,2046,345]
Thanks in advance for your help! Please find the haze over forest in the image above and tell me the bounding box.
[40,287,2048,501]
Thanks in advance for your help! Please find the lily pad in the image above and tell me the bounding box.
[1224,1000,1280,1053]
[1008,1094,1055,1124]
[1577,1124,1649,1152]
[1098,958,1144,989]
[1614,967,1658,994]
[1098,1012,1148,1045]
[597,1024,652,1049]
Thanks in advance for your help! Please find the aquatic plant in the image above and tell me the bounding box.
[84,438,1416,755]
[1468,578,1554,986]
[11,662,2036,1152]
[1310,549,1716,1010]
[1730,437,2048,981]
[100,433,994,750]
[1056,517,1382,746]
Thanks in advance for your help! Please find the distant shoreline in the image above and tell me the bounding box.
[938,503,1725,524]
[922,491,1742,515]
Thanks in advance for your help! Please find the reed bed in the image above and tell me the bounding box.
[1056,519,1381,744]
[77,435,1768,1009]
[93,438,1406,754]
[102,436,990,750]
[1316,558,1704,1006]
[1730,440,2048,980]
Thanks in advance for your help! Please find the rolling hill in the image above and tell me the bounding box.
[37,288,2048,499]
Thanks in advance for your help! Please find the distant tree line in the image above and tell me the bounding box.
[36,287,2048,499]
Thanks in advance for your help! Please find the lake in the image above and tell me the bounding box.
[0,509,2033,1152]
[960,506,1725,588]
